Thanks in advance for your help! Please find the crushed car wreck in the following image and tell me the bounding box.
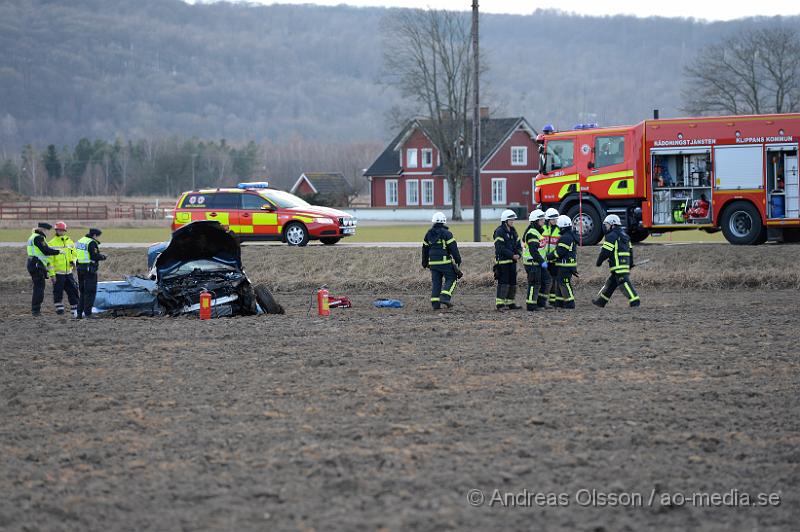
[94,220,283,317]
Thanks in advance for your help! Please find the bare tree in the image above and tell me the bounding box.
[381,9,481,221]
[682,27,800,116]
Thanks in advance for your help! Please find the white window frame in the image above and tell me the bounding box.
[406,148,418,168]
[386,179,398,206]
[421,148,433,168]
[491,177,507,205]
[421,179,434,205]
[406,179,419,206]
[443,179,452,205]
[511,146,528,166]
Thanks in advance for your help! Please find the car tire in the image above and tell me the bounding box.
[254,284,285,314]
[566,204,602,246]
[720,201,764,245]
[284,222,309,246]
[320,237,341,245]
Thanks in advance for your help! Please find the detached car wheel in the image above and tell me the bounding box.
[320,237,341,245]
[254,284,285,314]
[284,222,309,246]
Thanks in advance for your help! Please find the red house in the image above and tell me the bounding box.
[364,114,539,212]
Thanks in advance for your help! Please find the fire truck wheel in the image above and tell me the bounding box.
[721,201,764,245]
[566,204,602,246]
[630,229,649,243]
[320,237,341,245]
[284,222,309,246]
[254,284,285,314]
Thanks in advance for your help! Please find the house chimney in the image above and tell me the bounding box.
[653,109,659,119]
[479,106,490,119]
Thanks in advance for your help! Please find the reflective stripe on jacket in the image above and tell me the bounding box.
[27,232,49,266]
[493,224,521,265]
[599,228,633,274]
[522,224,544,265]
[47,235,77,275]
[76,236,97,264]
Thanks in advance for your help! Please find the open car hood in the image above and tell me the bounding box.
[154,221,242,279]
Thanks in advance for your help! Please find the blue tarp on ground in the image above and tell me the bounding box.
[94,276,160,314]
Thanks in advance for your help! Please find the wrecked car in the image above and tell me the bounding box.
[94,220,283,317]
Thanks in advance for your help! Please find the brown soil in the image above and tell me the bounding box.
[1,247,798,531]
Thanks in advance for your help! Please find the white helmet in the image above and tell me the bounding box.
[544,208,559,220]
[603,214,621,226]
[556,214,572,229]
[432,211,447,224]
[500,209,517,222]
[529,209,546,222]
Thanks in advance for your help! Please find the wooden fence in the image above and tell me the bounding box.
[0,201,170,221]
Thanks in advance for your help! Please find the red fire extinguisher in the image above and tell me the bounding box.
[199,290,212,320]
[317,288,330,317]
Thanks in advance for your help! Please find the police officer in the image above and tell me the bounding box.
[522,209,548,311]
[542,208,561,305]
[47,221,80,316]
[26,222,62,316]
[422,212,462,310]
[592,214,640,308]
[76,228,107,319]
[548,215,577,309]
[493,209,522,311]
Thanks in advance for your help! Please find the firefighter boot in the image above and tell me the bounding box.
[506,285,521,310]
[496,284,509,311]
[630,300,641,308]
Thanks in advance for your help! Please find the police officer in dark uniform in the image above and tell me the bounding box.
[26,222,62,316]
[592,214,640,308]
[76,228,107,319]
[548,215,577,309]
[493,209,522,311]
[422,212,462,310]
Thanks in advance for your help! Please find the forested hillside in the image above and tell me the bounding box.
[2,0,795,151]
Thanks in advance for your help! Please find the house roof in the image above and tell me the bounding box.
[290,172,350,196]
[364,117,536,177]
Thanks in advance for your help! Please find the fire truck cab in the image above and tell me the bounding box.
[534,113,800,245]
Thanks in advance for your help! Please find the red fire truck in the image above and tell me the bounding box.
[533,113,800,245]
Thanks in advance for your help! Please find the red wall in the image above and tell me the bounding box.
[296,179,315,196]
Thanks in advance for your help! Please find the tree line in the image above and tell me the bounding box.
[0,137,381,199]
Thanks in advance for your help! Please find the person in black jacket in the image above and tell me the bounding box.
[422,212,462,310]
[592,214,640,308]
[548,215,577,309]
[75,228,107,319]
[493,209,522,311]
[26,222,62,316]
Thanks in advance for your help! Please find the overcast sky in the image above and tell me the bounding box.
[188,0,800,21]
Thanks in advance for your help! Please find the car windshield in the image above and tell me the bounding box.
[259,190,311,208]
[168,259,238,277]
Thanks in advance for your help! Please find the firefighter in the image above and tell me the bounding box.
[548,215,577,309]
[26,222,62,316]
[47,221,80,316]
[422,212,462,310]
[592,214,640,308]
[76,228,107,319]
[493,209,522,311]
[542,207,561,306]
[522,209,547,311]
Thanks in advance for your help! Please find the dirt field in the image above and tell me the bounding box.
[1,244,798,531]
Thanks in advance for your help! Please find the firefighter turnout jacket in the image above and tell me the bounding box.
[597,227,634,273]
[422,225,461,267]
[521,224,544,266]
[548,228,577,269]
[47,235,77,276]
[494,224,522,264]
[542,225,561,264]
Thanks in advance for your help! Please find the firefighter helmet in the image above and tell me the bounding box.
[556,215,572,229]
[54,221,68,231]
[544,208,559,220]
[603,214,621,226]
[528,209,546,222]
[431,212,447,224]
[500,209,517,222]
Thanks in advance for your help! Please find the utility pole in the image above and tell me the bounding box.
[191,153,197,189]
[471,0,481,242]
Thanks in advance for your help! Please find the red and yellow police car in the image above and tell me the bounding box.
[171,182,357,246]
